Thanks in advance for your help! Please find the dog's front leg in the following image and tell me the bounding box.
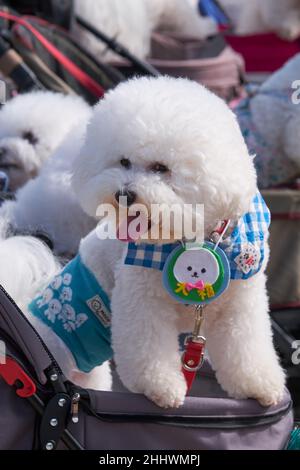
[111,266,187,408]
[204,273,285,407]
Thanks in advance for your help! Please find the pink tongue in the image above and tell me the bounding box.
[117,215,146,242]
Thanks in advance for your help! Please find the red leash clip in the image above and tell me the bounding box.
[0,356,36,398]
[182,306,206,392]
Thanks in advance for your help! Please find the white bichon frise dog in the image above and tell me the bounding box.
[234,53,300,189]
[0,91,90,191]
[74,0,217,62]
[0,117,95,258]
[6,77,285,408]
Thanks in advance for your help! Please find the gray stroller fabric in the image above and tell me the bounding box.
[0,285,294,450]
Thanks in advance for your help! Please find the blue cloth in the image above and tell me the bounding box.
[125,192,270,281]
[29,255,112,373]
[198,0,231,27]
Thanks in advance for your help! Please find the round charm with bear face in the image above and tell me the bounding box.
[163,242,230,305]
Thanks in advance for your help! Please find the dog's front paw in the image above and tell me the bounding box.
[217,363,285,408]
[252,366,285,407]
[143,370,188,409]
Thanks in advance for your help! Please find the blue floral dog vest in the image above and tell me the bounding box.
[125,192,270,280]
[29,256,112,373]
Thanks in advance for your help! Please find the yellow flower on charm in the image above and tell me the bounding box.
[175,282,189,296]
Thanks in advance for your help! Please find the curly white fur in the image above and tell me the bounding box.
[74,0,217,62]
[0,91,90,191]
[0,77,285,407]
[0,112,95,257]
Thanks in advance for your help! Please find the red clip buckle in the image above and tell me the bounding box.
[182,337,206,392]
[0,356,36,398]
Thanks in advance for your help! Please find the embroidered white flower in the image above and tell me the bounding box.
[75,313,88,328]
[234,243,261,275]
[44,299,62,323]
[63,321,76,333]
[59,286,73,303]
[37,288,53,308]
[59,304,76,322]
[51,276,63,290]
[63,273,72,286]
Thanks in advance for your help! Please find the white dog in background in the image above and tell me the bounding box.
[3,77,284,408]
[0,91,90,191]
[221,0,300,40]
[74,0,217,62]
[0,113,95,257]
[234,53,300,189]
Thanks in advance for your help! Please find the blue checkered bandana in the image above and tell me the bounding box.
[125,192,270,281]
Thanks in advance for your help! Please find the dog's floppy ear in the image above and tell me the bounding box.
[192,113,258,223]
[71,142,97,218]
[200,155,257,223]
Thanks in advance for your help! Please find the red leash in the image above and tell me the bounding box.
[181,221,230,391]
[181,306,206,391]
[0,10,105,99]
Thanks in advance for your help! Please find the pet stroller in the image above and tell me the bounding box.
[0,8,124,103]
[0,3,161,100]
[0,283,294,450]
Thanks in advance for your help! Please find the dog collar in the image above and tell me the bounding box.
[125,192,270,281]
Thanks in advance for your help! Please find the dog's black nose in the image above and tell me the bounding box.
[115,188,137,207]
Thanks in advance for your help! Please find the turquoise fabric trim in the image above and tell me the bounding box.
[29,255,113,373]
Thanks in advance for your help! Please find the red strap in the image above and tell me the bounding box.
[0,356,36,398]
[213,219,229,236]
[0,11,105,98]
[182,338,205,392]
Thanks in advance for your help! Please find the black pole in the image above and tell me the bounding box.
[76,15,160,78]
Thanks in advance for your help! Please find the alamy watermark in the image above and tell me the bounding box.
[291,80,300,104]
[95,198,204,245]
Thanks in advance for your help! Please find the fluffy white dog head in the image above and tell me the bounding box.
[72,77,257,243]
[0,91,90,191]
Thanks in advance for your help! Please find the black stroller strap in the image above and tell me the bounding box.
[76,15,161,78]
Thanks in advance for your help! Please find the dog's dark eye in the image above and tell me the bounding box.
[22,131,38,145]
[150,163,169,174]
[187,266,193,271]
[201,268,207,274]
[120,158,132,170]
